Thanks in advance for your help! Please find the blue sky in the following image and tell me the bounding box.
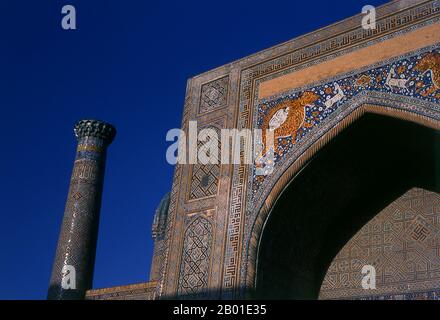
[0,0,386,299]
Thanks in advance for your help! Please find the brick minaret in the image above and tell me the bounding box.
[48,119,116,300]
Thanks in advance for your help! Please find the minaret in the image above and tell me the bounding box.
[48,119,116,300]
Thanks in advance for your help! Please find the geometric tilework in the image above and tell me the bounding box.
[188,127,221,200]
[319,188,440,300]
[189,164,220,200]
[199,76,229,114]
[177,217,213,298]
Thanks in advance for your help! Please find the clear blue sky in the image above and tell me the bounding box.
[0,0,387,299]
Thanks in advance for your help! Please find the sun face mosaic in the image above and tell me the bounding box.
[252,48,440,195]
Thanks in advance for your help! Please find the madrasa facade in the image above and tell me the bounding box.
[48,0,440,300]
